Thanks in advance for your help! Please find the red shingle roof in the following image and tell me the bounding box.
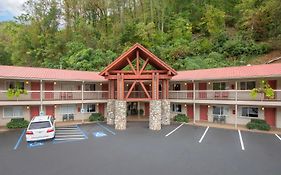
[0,63,281,82]
[0,65,105,82]
[172,63,281,81]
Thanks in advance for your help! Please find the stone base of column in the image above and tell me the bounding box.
[115,100,127,130]
[161,100,171,125]
[106,100,115,125]
[149,100,162,130]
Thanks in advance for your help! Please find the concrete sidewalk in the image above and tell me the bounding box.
[188,120,281,135]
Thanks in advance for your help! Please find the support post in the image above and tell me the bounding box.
[81,81,84,123]
[235,81,238,128]
[107,100,115,125]
[193,81,196,123]
[161,100,170,125]
[115,100,127,130]
[149,100,162,130]
[40,80,43,113]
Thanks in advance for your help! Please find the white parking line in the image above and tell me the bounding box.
[275,134,281,141]
[54,138,85,141]
[198,126,209,143]
[55,135,85,138]
[165,123,185,137]
[238,130,245,151]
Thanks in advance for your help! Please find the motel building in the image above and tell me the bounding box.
[0,43,281,130]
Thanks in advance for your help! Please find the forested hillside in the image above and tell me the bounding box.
[0,0,281,71]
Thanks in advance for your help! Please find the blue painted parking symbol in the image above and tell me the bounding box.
[93,132,107,138]
[28,142,44,148]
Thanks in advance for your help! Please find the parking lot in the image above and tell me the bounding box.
[0,122,280,175]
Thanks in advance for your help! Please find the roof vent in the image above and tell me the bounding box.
[247,64,251,66]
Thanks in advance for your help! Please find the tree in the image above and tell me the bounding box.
[202,5,226,37]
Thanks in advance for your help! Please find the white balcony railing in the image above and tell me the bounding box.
[1,89,280,101]
[169,90,281,101]
[0,90,108,101]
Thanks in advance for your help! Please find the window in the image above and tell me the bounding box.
[85,84,96,91]
[6,81,24,90]
[213,82,226,90]
[3,106,24,118]
[172,104,182,112]
[29,121,51,129]
[84,104,96,113]
[241,107,258,118]
[240,81,256,90]
[213,106,224,115]
[173,84,181,91]
[60,105,76,114]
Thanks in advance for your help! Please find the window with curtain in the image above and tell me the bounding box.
[241,107,258,117]
[3,106,24,118]
[60,105,76,114]
[240,81,256,90]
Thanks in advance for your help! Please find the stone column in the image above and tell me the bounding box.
[115,100,127,130]
[161,100,171,125]
[149,100,162,130]
[106,100,115,125]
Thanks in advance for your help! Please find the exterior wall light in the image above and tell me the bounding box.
[208,105,211,108]
[54,105,57,109]
[208,82,211,85]
[54,82,57,85]
[26,106,30,109]
[100,83,103,86]
[261,107,264,110]
[25,81,29,85]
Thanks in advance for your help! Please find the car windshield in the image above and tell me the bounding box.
[29,121,51,130]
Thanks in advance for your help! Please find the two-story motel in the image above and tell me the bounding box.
[0,44,281,130]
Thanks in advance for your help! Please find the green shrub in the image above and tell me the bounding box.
[6,118,29,129]
[174,114,189,123]
[89,113,104,122]
[246,119,270,131]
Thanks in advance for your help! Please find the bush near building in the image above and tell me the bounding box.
[246,119,271,131]
[6,118,29,129]
[174,114,189,123]
[89,113,104,122]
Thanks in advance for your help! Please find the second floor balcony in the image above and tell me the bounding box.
[0,90,108,101]
[169,90,281,101]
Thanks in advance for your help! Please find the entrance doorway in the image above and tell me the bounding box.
[127,102,148,121]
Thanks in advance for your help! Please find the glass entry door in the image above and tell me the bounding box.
[127,102,138,116]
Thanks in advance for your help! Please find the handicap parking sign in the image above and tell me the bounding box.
[93,132,107,138]
[28,142,44,148]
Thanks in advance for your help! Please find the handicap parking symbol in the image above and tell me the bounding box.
[28,141,44,148]
[93,131,107,138]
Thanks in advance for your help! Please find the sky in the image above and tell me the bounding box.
[0,0,27,22]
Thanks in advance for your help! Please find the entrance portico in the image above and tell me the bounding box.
[100,43,177,130]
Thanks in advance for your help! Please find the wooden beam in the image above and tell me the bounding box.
[126,98,152,102]
[140,58,149,75]
[136,50,140,73]
[107,74,173,80]
[109,70,167,74]
[125,80,137,99]
[126,57,137,75]
[139,81,151,99]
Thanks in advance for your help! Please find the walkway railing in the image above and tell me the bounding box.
[169,90,281,101]
[0,90,108,101]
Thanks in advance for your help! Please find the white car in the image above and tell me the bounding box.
[26,115,55,142]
